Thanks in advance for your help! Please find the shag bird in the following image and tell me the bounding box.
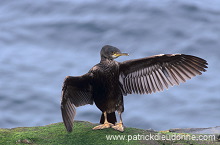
[61,45,208,132]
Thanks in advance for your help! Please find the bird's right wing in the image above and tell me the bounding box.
[119,54,208,95]
[61,73,93,132]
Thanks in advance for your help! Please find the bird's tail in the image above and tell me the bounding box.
[100,112,117,124]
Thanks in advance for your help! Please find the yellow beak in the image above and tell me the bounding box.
[113,53,129,57]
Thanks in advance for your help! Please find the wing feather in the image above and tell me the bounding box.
[146,75,153,94]
[155,70,165,91]
[119,54,207,95]
[61,74,93,132]
[143,76,150,94]
[153,70,162,91]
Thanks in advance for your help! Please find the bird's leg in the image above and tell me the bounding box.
[92,112,113,130]
[112,112,124,132]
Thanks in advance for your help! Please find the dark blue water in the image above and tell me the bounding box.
[0,0,220,131]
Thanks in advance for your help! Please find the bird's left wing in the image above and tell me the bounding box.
[119,54,208,95]
[61,73,93,132]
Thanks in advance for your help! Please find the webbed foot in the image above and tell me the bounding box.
[112,123,124,132]
[92,123,114,130]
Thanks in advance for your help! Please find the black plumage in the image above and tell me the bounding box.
[61,45,208,132]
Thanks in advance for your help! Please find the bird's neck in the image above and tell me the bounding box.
[101,57,113,62]
[100,58,117,66]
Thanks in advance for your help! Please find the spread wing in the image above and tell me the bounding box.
[61,73,93,132]
[119,54,208,95]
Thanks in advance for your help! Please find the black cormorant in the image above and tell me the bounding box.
[61,45,208,132]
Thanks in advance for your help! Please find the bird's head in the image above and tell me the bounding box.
[100,45,129,60]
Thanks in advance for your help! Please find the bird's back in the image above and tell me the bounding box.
[89,60,123,113]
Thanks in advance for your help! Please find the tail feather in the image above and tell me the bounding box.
[100,112,117,124]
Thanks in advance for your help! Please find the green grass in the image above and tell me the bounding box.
[0,121,150,145]
[0,121,219,145]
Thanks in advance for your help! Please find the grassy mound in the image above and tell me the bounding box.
[0,121,219,145]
